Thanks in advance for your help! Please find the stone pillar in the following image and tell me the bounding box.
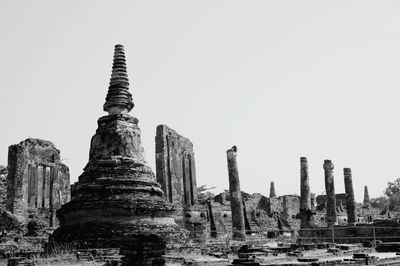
[337,200,342,210]
[269,181,276,198]
[189,155,198,204]
[37,166,43,208]
[182,154,191,206]
[242,199,251,235]
[300,157,311,228]
[311,194,316,210]
[207,201,217,238]
[363,186,370,206]
[226,146,245,240]
[343,168,356,224]
[323,160,337,226]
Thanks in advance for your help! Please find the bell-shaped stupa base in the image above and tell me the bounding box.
[51,113,180,250]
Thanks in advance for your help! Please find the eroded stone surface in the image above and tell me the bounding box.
[226,146,245,240]
[5,138,70,227]
[0,165,7,208]
[155,125,198,207]
[300,157,313,228]
[323,160,337,226]
[155,125,206,241]
[344,168,356,224]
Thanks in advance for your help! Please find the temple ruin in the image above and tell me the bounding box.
[155,125,198,207]
[155,125,206,240]
[1,44,400,266]
[51,45,179,265]
[6,138,70,226]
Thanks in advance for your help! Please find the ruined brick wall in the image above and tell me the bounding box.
[280,195,301,230]
[316,193,347,208]
[6,138,70,225]
[155,125,197,207]
[281,195,300,218]
[243,193,280,232]
[267,197,283,215]
[207,201,232,236]
[210,192,300,236]
[0,165,7,208]
[299,220,400,243]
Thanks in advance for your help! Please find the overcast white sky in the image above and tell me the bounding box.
[1,1,400,202]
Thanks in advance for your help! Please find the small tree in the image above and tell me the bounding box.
[197,185,216,205]
[371,196,389,212]
[384,178,400,211]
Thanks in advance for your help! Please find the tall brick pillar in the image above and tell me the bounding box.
[324,160,337,226]
[226,146,245,240]
[300,157,312,228]
[344,168,356,224]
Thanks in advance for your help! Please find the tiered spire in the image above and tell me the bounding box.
[103,44,134,114]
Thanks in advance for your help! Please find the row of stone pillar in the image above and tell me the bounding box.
[300,157,358,228]
[226,146,366,239]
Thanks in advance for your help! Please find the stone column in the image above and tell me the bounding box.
[226,146,245,240]
[207,201,217,238]
[269,181,276,198]
[189,154,198,204]
[300,157,311,228]
[182,154,191,206]
[242,199,251,235]
[343,168,356,224]
[323,160,337,226]
[311,194,316,211]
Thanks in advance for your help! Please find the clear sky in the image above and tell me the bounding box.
[1,1,400,203]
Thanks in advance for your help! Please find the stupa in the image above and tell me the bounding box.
[52,45,177,264]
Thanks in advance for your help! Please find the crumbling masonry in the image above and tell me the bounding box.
[52,45,178,266]
[6,138,70,226]
[155,125,198,207]
[155,125,206,240]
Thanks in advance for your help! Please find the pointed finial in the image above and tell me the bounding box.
[103,44,135,114]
